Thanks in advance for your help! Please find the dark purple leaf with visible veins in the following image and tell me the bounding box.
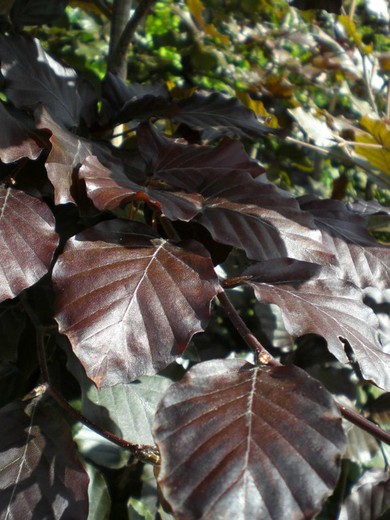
[171,92,273,140]
[0,102,43,163]
[0,34,96,129]
[197,172,333,263]
[0,397,89,519]
[299,196,390,290]
[0,188,59,302]
[53,220,219,387]
[153,359,346,520]
[35,107,117,205]
[79,155,203,222]
[244,258,390,390]
[137,122,265,182]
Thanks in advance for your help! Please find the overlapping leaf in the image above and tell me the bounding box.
[0,102,43,163]
[53,220,219,387]
[79,155,203,221]
[0,187,59,302]
[36,107,117,205]
[0,34,96,129]
[153,359,346,520]
[243,258,390,390]
[355,117,390,176]
[299,196,390,290]
[137,122,265,181]
[0,397,89,519]
[339,470,390,520]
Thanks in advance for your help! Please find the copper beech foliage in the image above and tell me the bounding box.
[0,18,388,520]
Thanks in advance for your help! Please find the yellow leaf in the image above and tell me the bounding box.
[355,117,390,176]
[338,15,372,54]
[235,91,279,128]
[187,0,205,28]
[204,24,230,45]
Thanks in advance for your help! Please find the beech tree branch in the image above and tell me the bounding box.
[338,403,390,446]
[20,292,161,466]
[217,288,280,366]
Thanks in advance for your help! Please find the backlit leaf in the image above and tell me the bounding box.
[53,220,219,387]
[0,397,89,519]
[355,117,390,176]
[153,359,346,520]
[0,187,59,302]
[244,259,390,391]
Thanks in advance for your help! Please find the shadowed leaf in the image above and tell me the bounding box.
[0,397,89,519]
[0,34,96,130]
[244,258,390,391]
[286,0,342,13]
[0,188,59,302]
[0,102,43,164]
[153,359,346,520]
[53,220,219,387]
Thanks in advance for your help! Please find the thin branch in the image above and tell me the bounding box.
[338,404,390,446]
[109,0,157,78]
[217,288,280,366]
[387,80,390,120]
[108,0,133,78]
[20,292,160,466]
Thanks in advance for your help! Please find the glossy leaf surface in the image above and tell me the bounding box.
[153,359,346,520]
[0,397,89,519]
[0,187,59,302]
[299,196,390,290]
[244,259,390,390]
[53,220,219,387]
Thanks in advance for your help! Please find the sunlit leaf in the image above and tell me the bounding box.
[154,359,346,520]
[355,117,390,176]
[0,187,59,302]
[53,220,219,387]
[244,258,390,391]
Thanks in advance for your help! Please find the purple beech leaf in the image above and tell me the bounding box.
[137,122,266,182]
[53,220,219,387]
[197,172,333,263]
[339,470,390,520]
[169,92,274,139]
[286,0,342,13]
[101,72,170,125]
[0,187,59,302]
[347,199,390,217]
[243,258,390,390]
[35,106,117,205]
[299,196,390,290]
[0,397,89,519]
[79,155,203,222]
[153,359,346,520]
[0,102,43,163]
[0,34,96,130]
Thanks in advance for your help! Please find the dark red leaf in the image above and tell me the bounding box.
[153,359,346,520]
[79,155,203,222]
[0,187,59,302]
[137,122,265,182]
[244,258,390,390]
[0,397,89,519]
[35,107,117,205]
[0,102,43,164]
[197,172,333,263]
[299,196,390,290]
[0,34,96,130]
[53,220,219,387]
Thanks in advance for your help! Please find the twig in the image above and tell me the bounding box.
[362,54,379,115]
[20,292,160,466]
[338,403,390,446]
[217,288,280,366]
[348,0,357,20]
